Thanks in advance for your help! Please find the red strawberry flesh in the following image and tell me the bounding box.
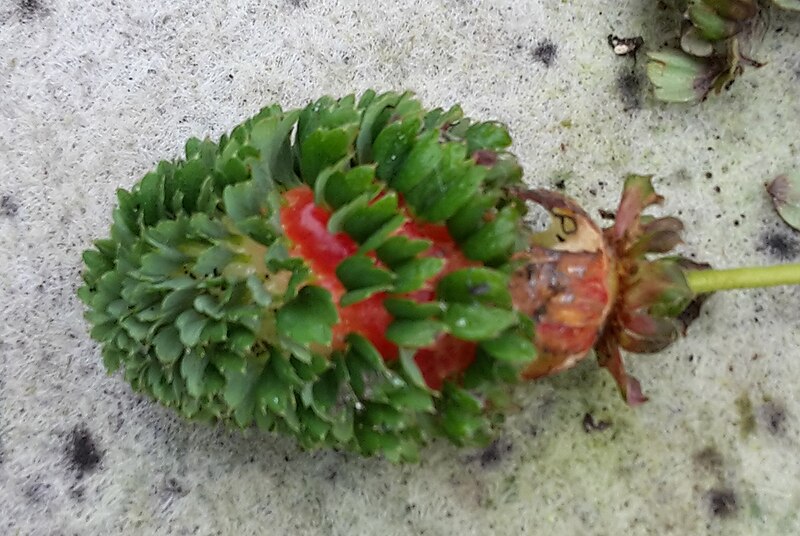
[280,186,477,390]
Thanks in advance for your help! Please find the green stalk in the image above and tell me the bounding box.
[686,263,800,294]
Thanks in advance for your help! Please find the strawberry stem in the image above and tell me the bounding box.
[685,263,800,294]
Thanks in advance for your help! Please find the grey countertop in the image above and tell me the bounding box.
[1,1,799,534]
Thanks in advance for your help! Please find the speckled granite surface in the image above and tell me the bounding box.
[1,1,799,534]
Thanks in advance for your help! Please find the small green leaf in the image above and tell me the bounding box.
[100,347,122,374]
[386,319,443,347]
[82,250,113,275]
[391,129,442,193]
[465,121,512,152]
[276,285,338,345]
[393,257,445,293]
[436,268,511,307]
[346,333,387,371]
[357,214,405,254]
[388,386,435,413]
[298,406,330,443]
[323,165,378,209]
[233,216,276,246]
[255,370,295,417]
[153,326,184,364]
[228,326,256,354]
[199,320,227,343]
[399,349,428,390]
[383,298,443,320]
[223,181,262,221]
[300,127,357,187]
[269,351,305,388]
[180,350,209,398]
[193,295,224,320]
[121,316,150,341]
[373,117,421,181]
[139,251,183,278]
[343,193,400,243]
[336,255,394,291]
[327,193,371,234]
[364,403,408,431]
[356,92,402,163]
[176,158,210,212]
[340,286,391,307]
[460,204,521,264]
[175,309,208,347]
[193,245,233,277]
[442,304,518,341]
[221,353,264,409]
[418,165,486,222]
[246,274,273,307]
[480,332,537,364]
[375,236,431,268]
[423,104,463,130]
[312,369,341,418]
[138,171,165,226]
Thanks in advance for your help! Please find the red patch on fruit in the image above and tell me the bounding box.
[280,186,477,389]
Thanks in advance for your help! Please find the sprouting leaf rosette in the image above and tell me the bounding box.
[646,0,798,103]
[80,91,703,460]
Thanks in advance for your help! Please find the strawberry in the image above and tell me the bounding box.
[79,91,702,461]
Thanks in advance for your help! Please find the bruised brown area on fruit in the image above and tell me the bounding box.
[511,247,614,377]
[509,177,704,405]
[509,189,616,379]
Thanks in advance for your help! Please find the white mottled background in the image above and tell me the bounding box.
[1,0,800,534]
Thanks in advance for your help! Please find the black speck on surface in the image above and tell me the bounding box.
[677,293,708,332]
[477,438,513,467]
[66,425,102,478]
[164,477,188,496]
[24,480,52,503]
[18,0,46,19]
[554,179,566,190]
[598,208,616,220]
[532,40,557,67]
[582,413,611,433]
[761,401,787,436]
[616,69,643,110]
[1,195,19,217]
[758,230,799,260]
[707,488,737,518]
[70,483,85,501]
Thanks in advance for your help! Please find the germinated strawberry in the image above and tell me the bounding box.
[79,91,705,461]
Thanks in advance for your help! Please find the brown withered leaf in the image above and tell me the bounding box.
[767,173,800,232]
